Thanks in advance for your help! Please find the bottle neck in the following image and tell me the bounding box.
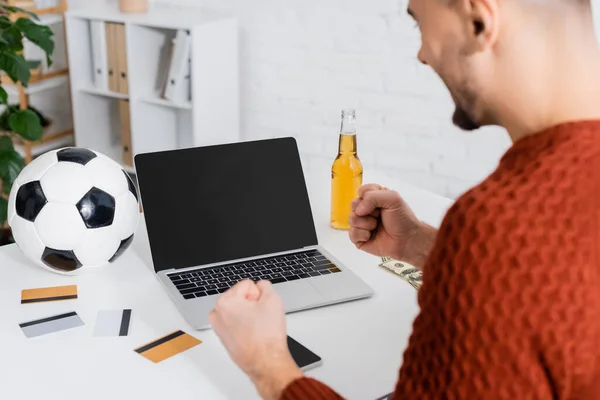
[340,113,356,135]
[338,112,357,154]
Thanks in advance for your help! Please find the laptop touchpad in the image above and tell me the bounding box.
[275,281,325,311]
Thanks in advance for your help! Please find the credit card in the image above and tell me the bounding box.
[93,309,132,337]
[134,330,202,363]
[21,285,78,304]
[19,311,85,338]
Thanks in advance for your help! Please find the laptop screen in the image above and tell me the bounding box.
[134,137,319,273]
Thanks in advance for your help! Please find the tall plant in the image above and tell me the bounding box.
[0,5,54,227]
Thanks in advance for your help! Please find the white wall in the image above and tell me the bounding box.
[148,0,512,199]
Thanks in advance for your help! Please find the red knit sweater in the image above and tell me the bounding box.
[280,121,600,399]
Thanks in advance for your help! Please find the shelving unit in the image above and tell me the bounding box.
[64,1,239,171]
[140,96,192,110]
[3,0,74,163]
[79,86,129,100]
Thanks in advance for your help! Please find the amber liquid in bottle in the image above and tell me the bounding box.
[331,109,363,230]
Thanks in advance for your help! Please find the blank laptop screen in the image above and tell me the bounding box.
[134,137,319,273]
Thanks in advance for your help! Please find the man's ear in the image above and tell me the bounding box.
[474,19,485,35]
[456,0,500,51]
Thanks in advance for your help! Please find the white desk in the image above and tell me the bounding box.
[0,170,453,400]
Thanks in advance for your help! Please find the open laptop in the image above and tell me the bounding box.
[133,137,374,330]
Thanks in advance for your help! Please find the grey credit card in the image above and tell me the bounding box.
[93,309,132,337]
[19,311,85,338]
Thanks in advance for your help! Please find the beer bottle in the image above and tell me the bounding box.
[330,109,363,230]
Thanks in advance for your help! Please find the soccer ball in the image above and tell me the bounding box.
[7,147,140,275]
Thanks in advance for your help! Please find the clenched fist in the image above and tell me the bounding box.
[209,280,303,400]
[348,183,437,269]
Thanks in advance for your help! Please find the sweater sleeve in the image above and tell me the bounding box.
[279,377,344,400]
[391,187,594,398]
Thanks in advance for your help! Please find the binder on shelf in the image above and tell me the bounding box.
[115,23,129,95]
[90,20,108,90]
[159,41,175,99]
[119,99,133,166]
[165,54,191,104]
[163,29,191,104]
[105,22,120,93]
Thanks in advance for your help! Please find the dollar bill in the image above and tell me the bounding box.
[378,258,423,291]
[380,256,393,263]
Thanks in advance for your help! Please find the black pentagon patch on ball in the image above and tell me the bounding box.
[57,147,97,165]
[42,248,82,272]
[16,181,47,222]
[122,170,138,202]
[109,234,134,263]
[76,187,116,228]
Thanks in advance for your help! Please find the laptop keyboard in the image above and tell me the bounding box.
[168,249,341,299]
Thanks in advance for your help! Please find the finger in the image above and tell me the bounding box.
[256,280,273,292]
[245,286,261,301]
[239,279,261,301]
[257,280,276,300]
[256,280,281,303]
[349,227,371,245]
[353,198,381,218]
[349,212,378,231]
[226,279,260,299]
[355,190,400,217]
[358,183,385,198]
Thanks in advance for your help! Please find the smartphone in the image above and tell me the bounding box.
[287,335,323,371]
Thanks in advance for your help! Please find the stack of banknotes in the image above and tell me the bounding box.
[379,256,423,291]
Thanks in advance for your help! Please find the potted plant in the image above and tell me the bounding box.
[0,4,54,245]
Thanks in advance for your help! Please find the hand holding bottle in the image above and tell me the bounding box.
[349,184,437,270]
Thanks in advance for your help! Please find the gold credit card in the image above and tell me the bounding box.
[134,330,202,363]
[21,285,78,304]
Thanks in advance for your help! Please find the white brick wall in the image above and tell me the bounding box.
[115,0,594,199]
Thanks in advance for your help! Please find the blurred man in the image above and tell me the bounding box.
[209,0,600,398]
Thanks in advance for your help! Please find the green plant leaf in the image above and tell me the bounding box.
[0,24,24,52]
[0,86,7,105]
[0,197,7,226]
[0,135,13,153]
[0,16,12,30]
[0,104,15,131]
[15,18,53,67]
[0,148,25,174]
[0,51,30,86]
[2,181,10,196]
[9,109,42,140]
[0,104,48,133]
[0,5,39,20]
[0,149,24,199]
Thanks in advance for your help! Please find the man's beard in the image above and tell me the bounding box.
[452,106,480,131]
[441,67,482,131]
